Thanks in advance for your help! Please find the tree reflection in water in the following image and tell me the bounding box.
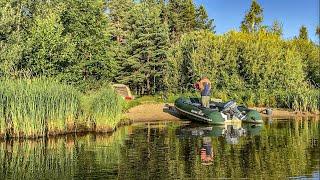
[0,118,319,179]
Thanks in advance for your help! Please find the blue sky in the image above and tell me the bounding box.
[194,0,319,42]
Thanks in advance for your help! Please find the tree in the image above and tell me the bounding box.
[240,0,263,33]
[167,0,182,41]
[195,5,215,32]
[60,0,118,90]
[119,3,169,95]
[298,25,308,40]
[24,11,75,77]
[106,0,133,43]
[106,0,134,84]
[269,20,283,36]
[0,0,117,90]
[167,0,197,42]
[158,0,169,23]
[0,0,31,77]
[181,0,196,32]
[0,0,68,77]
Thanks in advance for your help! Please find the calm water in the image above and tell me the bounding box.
[0,118,319,179]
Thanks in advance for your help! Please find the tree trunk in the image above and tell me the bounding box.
[146,78,150,95]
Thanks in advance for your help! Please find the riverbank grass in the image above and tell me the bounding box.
[0,78,80,138]
[0,78,124,139]
[86,87,124,132]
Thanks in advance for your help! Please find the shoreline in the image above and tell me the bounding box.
[1,103,318,140]
[125,103,319,122]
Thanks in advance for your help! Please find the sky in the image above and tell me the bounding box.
[194,0,319,42]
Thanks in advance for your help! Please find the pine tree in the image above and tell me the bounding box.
[106,0,133,43]
[119,3,169,95]
[195,5,215,32]
[106,0,134,84]
[181,0,196,32]
[269,20,283,36]
[167,0,197,42]
[240,0,263,33]
[167,0,182,41]
[298,25,308,40]
[158,0,169,23]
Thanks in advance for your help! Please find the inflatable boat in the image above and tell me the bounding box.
[174,97,262,124]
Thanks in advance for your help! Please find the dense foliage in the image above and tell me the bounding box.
[166,30,319,110]
[0,0,117,90]
[0,0,319,111]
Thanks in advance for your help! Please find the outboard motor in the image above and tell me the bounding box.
[222,100,247,120]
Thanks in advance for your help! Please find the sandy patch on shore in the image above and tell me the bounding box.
[125,103,319,122]
[124,103,181,122]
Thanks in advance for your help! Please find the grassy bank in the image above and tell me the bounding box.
[0,78,124,139]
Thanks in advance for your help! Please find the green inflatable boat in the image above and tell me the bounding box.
[174,97,262,124]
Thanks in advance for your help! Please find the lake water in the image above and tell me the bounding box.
[0,117,319,179]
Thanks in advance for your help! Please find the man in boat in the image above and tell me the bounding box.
[197,76,211,108]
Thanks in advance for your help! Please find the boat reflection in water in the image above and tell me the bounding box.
[177,123,263,165]
[177,123,263,141]
[223,125,246,144]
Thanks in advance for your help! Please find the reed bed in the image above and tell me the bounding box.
[85,87,125,132]
[0,78,124,139]
[0,78,80,138]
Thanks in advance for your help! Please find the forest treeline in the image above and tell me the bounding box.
[0,0,214,91]
[0,0,319,110]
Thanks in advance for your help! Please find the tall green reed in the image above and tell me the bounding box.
[0,78,80,138]
[0,78,126,138]
[85,86,124,131]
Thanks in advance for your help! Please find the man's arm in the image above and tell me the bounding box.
[198,80,204,90]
